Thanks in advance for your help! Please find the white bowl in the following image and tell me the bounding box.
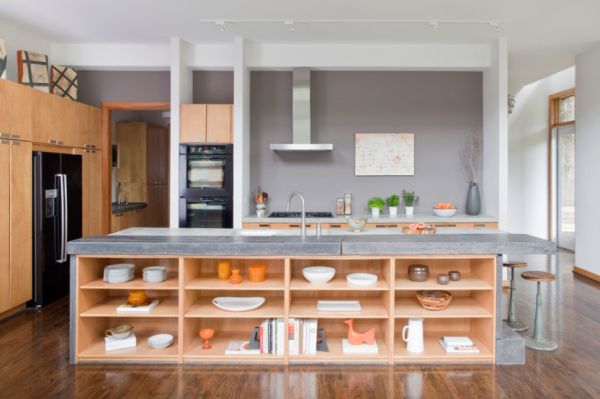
[433,208,457,217]
[345,217,367,232]
[148,333,174,349]
[302,266,336,284]
[346,273,378,286]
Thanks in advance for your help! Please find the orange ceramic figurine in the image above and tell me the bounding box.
[199,328,215,350]
[343,319,376,345]
[229,269,243,284]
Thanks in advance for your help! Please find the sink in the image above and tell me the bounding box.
[237,230,278,237]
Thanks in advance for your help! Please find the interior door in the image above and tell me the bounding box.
[556,125,576,251]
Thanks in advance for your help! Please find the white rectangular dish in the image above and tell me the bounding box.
[316,300,361,311]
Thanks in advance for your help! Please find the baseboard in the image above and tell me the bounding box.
[0,304,26,321]
[573,266,600,284]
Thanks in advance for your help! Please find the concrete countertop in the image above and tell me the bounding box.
[68,227,555,256]
[243,213,498,224]
[111,202,147,215]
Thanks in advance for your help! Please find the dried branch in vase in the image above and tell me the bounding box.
[460,130,482,183]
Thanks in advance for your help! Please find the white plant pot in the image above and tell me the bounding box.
[405,206,414,217]
[389,207,398,217]
[371,208,380,217]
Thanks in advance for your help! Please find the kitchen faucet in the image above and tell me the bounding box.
[286,191,306,238]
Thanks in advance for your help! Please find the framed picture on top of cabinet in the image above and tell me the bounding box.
[0,38,7,79]
[17,50,50,92]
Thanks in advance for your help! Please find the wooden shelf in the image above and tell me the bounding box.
[395,277,492,291]
[185,297,284,318]
[78,331,178,362]
[81,277,179,290]
[289,298,389,319]
[395,297,492,318]
[186,276,284,291]
[288,332,389,363]
[184,331,283,362]
[80,296,179,318]
[290,275,389,291]
[394,333,493,362]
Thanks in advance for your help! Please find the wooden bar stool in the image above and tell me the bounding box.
[503,261,528,332]
[521,271,558,351]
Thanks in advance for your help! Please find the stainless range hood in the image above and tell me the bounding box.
[270,68,333,151]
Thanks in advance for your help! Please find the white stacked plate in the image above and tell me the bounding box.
[103,263,134,283]
[143,266,167,283]
[147,333,174,349]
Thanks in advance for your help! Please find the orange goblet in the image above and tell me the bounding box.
[199,328,215,350]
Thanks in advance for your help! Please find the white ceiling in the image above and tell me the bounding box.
[1,0,598,91]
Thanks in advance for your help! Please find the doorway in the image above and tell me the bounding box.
[549,89,575,251]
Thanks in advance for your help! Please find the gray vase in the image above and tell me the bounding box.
[466,182,481,215]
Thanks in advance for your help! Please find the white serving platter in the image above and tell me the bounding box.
[212,297,266,312]
[317,300,362,311]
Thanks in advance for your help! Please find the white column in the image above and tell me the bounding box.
[169,37,193,227]
[233,37,251,228]
[482,38,508,229]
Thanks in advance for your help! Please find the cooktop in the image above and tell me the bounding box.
[268,211,334,218]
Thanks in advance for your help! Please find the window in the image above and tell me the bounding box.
[558,95,575,123]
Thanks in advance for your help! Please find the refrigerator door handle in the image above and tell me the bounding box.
[57,174,68,263]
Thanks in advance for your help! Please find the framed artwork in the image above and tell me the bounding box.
[51,65,78,100]
[355,133,415,176]
[0,39,6,79]
[17,50,50,92]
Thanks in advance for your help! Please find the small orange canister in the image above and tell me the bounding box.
[217,260,231,280]
[128,290,147,306]
[248,264,266,282]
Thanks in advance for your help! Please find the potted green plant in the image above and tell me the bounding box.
[402,190,419,217]
[386,194,400,217]
[368,197,385,217]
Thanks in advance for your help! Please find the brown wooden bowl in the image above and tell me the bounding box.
[416,290,452,311]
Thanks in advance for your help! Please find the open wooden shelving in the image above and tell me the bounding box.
[74,254,496,364]
[80,296,179,318]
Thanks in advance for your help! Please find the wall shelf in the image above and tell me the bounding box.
[80,296,179,318]
[78,331,179,362]
[395,277,492,291]
[81,277,179,291]
[290,275,389,291]
[395,297,492,319]
[185,277,284,291]
[289,298,389,319]
[185,297,285,319]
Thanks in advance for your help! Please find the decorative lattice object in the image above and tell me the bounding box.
[51,65,78,100]
[0,39,6,79]
[17,50,50,92]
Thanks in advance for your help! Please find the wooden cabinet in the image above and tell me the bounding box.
[206,104,232,143]
[180,103,233,144]
[32,90,75,146]
[147,124,169,185]
[147,184,169,227]
[0,139,32,312]
[0,80,32,141]
[111,208,148,233]
[80,149,103,237]
[116,122,147,203]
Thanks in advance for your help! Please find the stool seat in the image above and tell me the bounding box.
[521,271,556,282]
[503,261,528,268]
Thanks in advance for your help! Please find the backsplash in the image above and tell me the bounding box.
[250,71,483,215]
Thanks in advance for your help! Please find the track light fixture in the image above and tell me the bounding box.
[284,20,295,32]
[216,20,226,32]
[429,21,439,32]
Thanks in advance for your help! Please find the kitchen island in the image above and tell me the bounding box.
[68,228,554,365]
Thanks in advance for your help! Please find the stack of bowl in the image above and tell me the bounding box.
[103,264,134,283]
[143,266,167,283]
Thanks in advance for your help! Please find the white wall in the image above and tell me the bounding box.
[575,45,600,276]
[507,67,575,238]
[0,18,52,81]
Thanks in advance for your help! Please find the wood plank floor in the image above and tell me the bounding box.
[0,251,599,398]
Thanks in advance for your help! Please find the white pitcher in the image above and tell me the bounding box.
[402,318,424,353]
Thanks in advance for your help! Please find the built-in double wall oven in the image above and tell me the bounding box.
[179,144,233,228]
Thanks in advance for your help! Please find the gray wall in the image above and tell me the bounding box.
[78,70,170,107]
[250,71,483,214]
[193,71,234,104]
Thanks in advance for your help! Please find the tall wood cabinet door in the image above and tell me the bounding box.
[147,184,168,227]
[0,141,10,312]
[74,102,92,149]
[31,90,55,145]
[9,83,33,141]
[90,107,103,149]
[87,150,103,236]
[0,82,11,138]
[206,104,232,143]
[180,104,206,143]
[147,125,169,185]
[116,122,147,203]
[54,97,76,147]
[78,149,89,237]
[9,140,32,306]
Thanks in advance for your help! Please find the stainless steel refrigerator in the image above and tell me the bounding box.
[31,152,82,307]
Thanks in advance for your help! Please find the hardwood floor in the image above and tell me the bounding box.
[0,251,598,398]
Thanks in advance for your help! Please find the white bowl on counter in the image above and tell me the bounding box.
[345,217,367,232]
[432,208,457,217]
[302,266,336,284]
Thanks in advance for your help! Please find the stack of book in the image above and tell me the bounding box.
[259,318,285,355]
[116,299,159,314]
[439,336,480,354]
[105,334,136,351]
[288,318,318,355]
